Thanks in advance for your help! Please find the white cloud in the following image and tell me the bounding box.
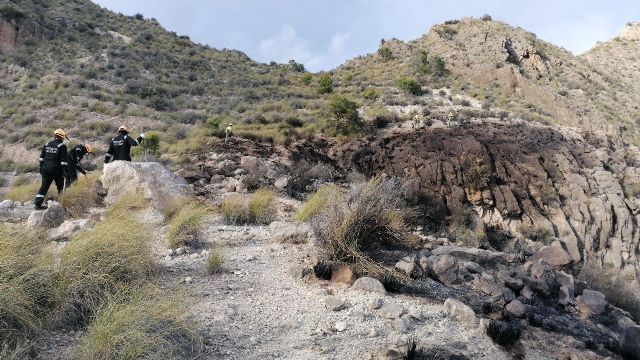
[329,32,350,54]
[258,25,311,64]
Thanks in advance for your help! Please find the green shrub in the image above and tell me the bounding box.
[54,197,155,325]
[167,204,209,249]
[72,286,202,360]
[295,184,344,222]
[301,72,313,86]
[377,47,393,61]
[363,87,379,100]
[327,95,363,135]
[397,77,422,96]
[317,74,333,94]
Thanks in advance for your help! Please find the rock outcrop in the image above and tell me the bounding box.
[101,162,193,208]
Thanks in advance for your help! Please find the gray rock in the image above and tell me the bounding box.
[576,289,607,316]
[334,321,347,332]
[49,219,90,241]
[324,296,347,311]
[620,325,640,360]
[444,298,476,323]
[407,307,424,321]
[240,156,266,175]
[352,277,386,294]
[287,264,310,280]
[558,285,575,306]
[27,201,65,228]
[392,315,412,333]
[268,221,309,244]
[463,261,484,274]
[521,285,534,300]
[431,245,517,265]
[529,245,571,267]
[0,200,14,208]
[378,303,405,319]
[369,298,384,310]
[395,257,415,276]
[432,254,459,285]
[505,300,527,318]
[274,176,288,190]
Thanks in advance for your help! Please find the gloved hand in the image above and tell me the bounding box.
[139,133,146,139]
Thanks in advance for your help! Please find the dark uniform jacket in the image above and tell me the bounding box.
[104,133,142,163]
[68,145,88,182]
[39,139,69,176]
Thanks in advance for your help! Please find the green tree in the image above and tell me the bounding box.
[318,74,333,94]
[378,47,393,62]
[431,55,448,77]
[328,95,362,135]
[301,72,313,86]
[142,131,160,155]
[397,77,422,96]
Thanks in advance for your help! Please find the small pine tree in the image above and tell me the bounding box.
[327,95,362,135]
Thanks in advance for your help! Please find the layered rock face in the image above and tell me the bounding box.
[331,120,640,296]
[0,18,45,52]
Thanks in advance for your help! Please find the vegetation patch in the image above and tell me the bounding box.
[167,204,210,249]
[222,189,277,225]
[206,246,224,274]
[295,184,344,222]
[72,286,203,360]
[59,173,102,218]
[3,182,40,202]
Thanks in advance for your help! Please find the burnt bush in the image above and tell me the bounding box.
[486,320,521,347]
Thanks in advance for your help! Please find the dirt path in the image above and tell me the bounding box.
[159,214,511,360]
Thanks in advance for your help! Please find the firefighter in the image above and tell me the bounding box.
[67,144,94,185]
[34,129,69,210]
[104,126,144,163]
[225,123,233,144]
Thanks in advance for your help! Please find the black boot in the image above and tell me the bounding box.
[34,199,47,210]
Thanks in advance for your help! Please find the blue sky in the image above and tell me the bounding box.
[92,0,640,71]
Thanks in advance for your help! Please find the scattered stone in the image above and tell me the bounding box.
[368,328,379,337]
[316,322,333,335]
[392,315,412,333]
[444,298,476,324]
[576,289,607,316]
[184,276,193,284]
[268,221,309,244]
[407,307,424,321]
[378,303,406,319]
[334,321,347,332]
[175,247,186,255]
[619,325,640,360]
[395,256,415,276]
[521,285,533,300]
[463,261,484,274]
[287,264,310,280]
[352,277,386,294]
[48,218,90,241]
[324,296,347,311]
[274,176,288,190]
[505,300,527,318]
[369,298,384,310]
[432,254,459,285]
[558,285,575,306]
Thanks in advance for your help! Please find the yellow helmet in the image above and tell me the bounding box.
[118,125,129,133]
[84,145,94,154]
[53,128,68,139]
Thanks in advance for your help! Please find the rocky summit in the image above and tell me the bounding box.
[1,1,640,359]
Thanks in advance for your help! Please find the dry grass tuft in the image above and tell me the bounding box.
[167,204,210,249]
[222,188,277,225]
[206,246,224,273]
[59,173,102,218]
[72,286,203,360]
[295,184,344,222]
[3,182,40,202]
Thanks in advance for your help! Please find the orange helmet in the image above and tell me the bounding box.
[118,125,129,133]
[84,145,94,154]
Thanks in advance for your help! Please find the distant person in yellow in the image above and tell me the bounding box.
[447,111,454,126]
[225,123,234,144]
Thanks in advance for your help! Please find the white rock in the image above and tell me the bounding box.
[369,298,384,310]
[185,276,193,284]
[378,303,405,319]
[48,219,90,241]
[334,321,347,332]
[325,296,347,311]
[274,176,289,189]
[444,298,476,324]
[352,277,386,294]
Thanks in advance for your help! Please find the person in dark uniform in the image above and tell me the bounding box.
[67,144,94,185]
[34,129,69,210]
[104,125,145,163]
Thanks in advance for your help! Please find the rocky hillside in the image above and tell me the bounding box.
[338,18,640,143]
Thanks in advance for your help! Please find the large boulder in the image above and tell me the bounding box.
[0,200,34,222]
[49,219,90,241]
[576,289,608,316]
[352,277,386,294]
[431,254,459,285]
[101,162,193,207]
[26,201,65,228]
[443,298,476,324]
[528,245,572,267]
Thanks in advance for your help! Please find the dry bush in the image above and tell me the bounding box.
[403,183,447,230]
[518,224,555,245]
[54,196,155,326]
[59,173,102,218]
[294,184,344,222]
[222,189,276,225]
[310,178,417,268]
[72,286,203,360]
[448,205,486,248]
[167,204,210,249]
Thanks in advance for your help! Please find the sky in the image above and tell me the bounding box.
[92,0,640,72]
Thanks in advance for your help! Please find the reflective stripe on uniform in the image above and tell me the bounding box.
[57,143,65,147]
[36,194,45,198]
[61,162,68,165]
[39,158,43,161]
[105,154,112,158]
